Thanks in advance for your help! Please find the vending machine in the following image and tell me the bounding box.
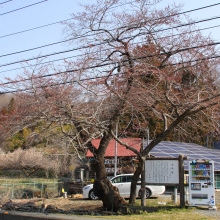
[188,159,215,208]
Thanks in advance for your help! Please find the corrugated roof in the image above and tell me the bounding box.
[148,141,220,171]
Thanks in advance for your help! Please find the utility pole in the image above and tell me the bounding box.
[141,127,149,206]
[146,127,149,146]
[114,121,118,177]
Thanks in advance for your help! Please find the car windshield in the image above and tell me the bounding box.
[111,176,126,183]
[126,175,133,182]
[111,175,141,183]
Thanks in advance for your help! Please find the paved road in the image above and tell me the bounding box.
[0,210,117,220]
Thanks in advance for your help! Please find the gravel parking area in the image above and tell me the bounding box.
[193,209,220,220]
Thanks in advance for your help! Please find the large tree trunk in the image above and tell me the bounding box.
[92,135,126,211]
[129,160,143,204]
[93,178,126,211]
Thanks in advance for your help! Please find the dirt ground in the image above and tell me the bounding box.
[35,196,103,211]
[2,194,104,212]
[3,197,220,220]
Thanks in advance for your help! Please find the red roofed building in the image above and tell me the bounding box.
[86,138,142,177]
[86,138,142,157]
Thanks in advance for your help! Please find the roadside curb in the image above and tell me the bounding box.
[0,210,115,220]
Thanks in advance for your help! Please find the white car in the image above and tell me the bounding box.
[83,174,165,200]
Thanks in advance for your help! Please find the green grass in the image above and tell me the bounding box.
[98,212,215,220]
[92,198,217,220]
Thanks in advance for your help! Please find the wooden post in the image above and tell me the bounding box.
[141,158,146,207]
[174,187,178,204]
[179,154,185,207]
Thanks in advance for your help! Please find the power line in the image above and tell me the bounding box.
[0,3,220,93]
[1,1,220,40]
[136,2,220,29]
[0,0,218,89]
[0,55,77,74]
[1,40,220,87]
[0,18,72,39]
[168,55,220,67]
[0,38,75,58]
[1,1,220,57]
[0,1,219,74]
[0,41,105,68]
[1,13,220,59]
[0,0,12,5]
[1,52,220,95]
[153,15,220,34]
[0,0,136,39]
[0,0,48,16]
[1,22,220,74]
[1,13,220,69]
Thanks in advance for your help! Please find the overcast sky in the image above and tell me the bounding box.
[0,0,220,84]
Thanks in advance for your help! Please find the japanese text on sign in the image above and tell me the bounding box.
[145,160,179,184]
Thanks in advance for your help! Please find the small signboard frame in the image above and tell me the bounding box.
[145,155,187,207]
[145,159,179,184]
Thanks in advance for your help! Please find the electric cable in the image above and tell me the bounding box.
[1,1,219,39]
[1,22,219,74]
[1,13,220,68]
[1,52,219,95]
[0,0,12,5]
[1,13,220,60]
[0,0,48,16]
[0,0,219,90]
[0,0,136,39]
[1,40,219,88]
[1,2,220,59]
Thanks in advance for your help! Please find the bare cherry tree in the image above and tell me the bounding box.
[61,0,220,207]
[1,0,220,210]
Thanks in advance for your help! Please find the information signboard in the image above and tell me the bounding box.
[145,160,179,184]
